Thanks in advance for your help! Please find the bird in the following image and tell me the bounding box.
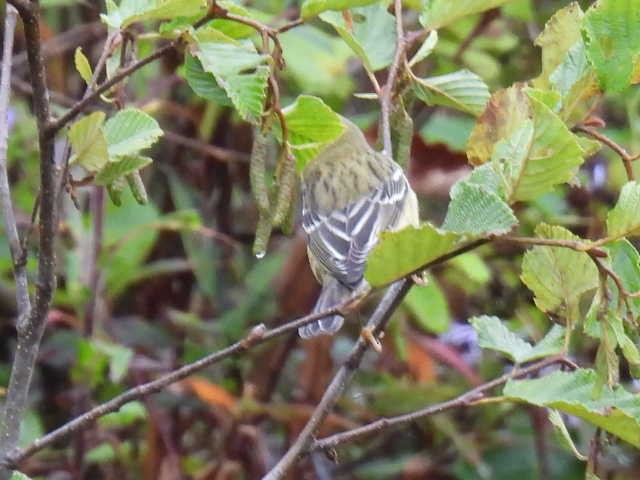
[299,118,419,338]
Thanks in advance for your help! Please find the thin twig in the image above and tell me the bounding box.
[495,235,608,258]
[0,3,57,480]
[48,42,176,134]
[0,5,30,325]
[262,280,412,480]
[574,124,638,181]
[1,304,348,468]
[310,355,574,452]
[380,0,406,158]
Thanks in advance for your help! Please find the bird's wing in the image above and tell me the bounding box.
[302,165,409,288]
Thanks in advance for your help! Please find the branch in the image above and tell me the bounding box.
[0,6,30,324]
[0,2,57,479]
[574,124,639,181]
[262,280,412,480]
[495,235,608,258]
[1,304,348,468]
[47,42,176,134]
[310,355,575,452]
[380,0,406,157]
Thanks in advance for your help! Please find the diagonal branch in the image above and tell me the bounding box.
[1,304,347,469]
[309,355,575,452]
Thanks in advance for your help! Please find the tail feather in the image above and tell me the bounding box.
[299,280,349,338]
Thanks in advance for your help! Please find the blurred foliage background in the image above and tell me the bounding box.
[1,0,640,478]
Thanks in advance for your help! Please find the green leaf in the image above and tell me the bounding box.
[74,46,93,84]
[93,339,133,383]
[10,473,33,480]
[467,86,584,202]
[606,240,640,316]
[471,315,565,363]
[104,108,163,158]
[420,0,513,30]
[193,30,268,77]
[183,54,232,105]
[503,369,640,447]
[419,112,475,152]
[442,182,517,235]
[223,67,270,124]
[606,181,640,240]
[192,30,270,124]
[404,277,451,334]
[520,224,598,323]
[101,0,207,29]
[408,30,438,67]
[320,2,396,71]
[450,252,491,285]
[413,69,490,117]
[86,443,116,464]
[68,112,109,172]
[547,409,587,461]
[209,1,259,39]
[365,224,459,287]
[533,2,584,90]
[99,401,147,428]
[300,0,379,19]
[282,95,346,171]
[279,25,354,99]
[582,0,640,93]
[466,85,532,166]
[94,155,152,185]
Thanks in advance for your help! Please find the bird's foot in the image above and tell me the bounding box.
[361,327,383,353]
[411,272,429,286]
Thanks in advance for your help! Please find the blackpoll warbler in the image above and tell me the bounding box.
[299,119,419,338]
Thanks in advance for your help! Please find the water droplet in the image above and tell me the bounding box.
[255,251,266,259]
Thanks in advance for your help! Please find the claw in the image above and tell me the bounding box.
[411,272,429,286]
[361,327,382,353]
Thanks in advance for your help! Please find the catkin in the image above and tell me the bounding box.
[252,211,273,258]
[107,177,126,206]
[391,98,414,169]
[272,151,296,227]
[250,129,270,213]
[126,171,148,205]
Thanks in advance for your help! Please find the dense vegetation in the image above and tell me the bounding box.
[2,0,640,478]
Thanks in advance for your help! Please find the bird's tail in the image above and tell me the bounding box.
[299,279,350,338]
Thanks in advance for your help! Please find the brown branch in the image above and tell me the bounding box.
[495,235,608,258]
[1,304,349,469]
[574,124,638,181]
[0,2,57,479]
[310,355,574,452]
[263,280,412,480]
[47,42,176,134]
[380,0,406,157]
